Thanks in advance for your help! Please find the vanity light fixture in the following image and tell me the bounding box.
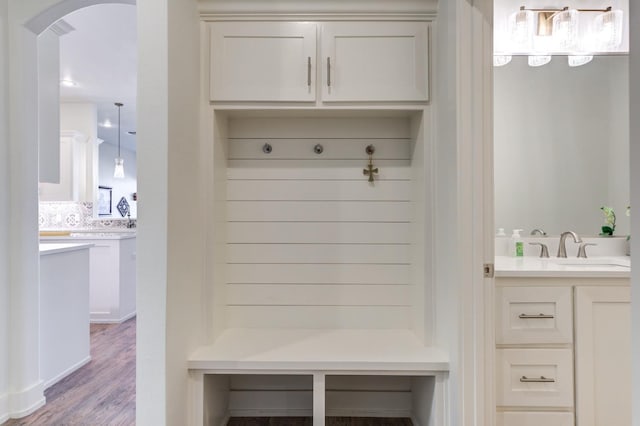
[113,102,125,179]
[496,5,624,67]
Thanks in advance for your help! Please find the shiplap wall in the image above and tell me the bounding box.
[225,117,414,329]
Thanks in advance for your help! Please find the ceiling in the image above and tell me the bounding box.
[57,4,137,151]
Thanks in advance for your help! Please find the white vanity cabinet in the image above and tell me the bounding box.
[208,21,429,103]
[574,286,631,426]
[494,275,631,425]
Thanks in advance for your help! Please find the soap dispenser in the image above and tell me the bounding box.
[510,229,524,257]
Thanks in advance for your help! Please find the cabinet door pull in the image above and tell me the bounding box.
[327,57,331,87]
[518,313,555,319]
[520,375,555,383]
[307,56,311,87]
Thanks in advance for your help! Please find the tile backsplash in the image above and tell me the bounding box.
[39,201,136,230]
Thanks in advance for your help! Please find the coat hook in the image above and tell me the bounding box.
[363,145,379,183]
[313,144,324,154]
[262,143,273,154]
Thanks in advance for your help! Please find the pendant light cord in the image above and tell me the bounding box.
[115,102,123,157]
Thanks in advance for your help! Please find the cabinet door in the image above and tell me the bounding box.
[320,22,429,102]
[575,286,631,426]
[209,22,317,102]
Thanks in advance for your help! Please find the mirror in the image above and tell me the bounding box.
[494,55,629,237]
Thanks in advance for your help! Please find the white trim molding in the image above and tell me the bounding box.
[456,0,494,424]
[199,0,438,20]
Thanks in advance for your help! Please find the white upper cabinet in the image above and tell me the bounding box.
[208,21,429,103]
[320,22,429,102]
[209,22,317,102]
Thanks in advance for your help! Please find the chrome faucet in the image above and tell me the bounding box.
[557,231,582,258]
[530,228,547,236]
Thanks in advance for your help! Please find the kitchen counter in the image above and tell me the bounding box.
[40,232,136,240]
[495,255,631,278]
[39,242,94,255]
[39,241,92,389]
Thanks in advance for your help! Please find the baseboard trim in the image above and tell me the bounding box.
[229,409,313,417]
[6,380,45,419]
[90,311,136,324]
[0,392,9,424]
[44,356,91,390]
[325,409,413,418]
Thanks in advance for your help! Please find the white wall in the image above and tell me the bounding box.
[495,55,630,236]
[629,1,640,423]
[0,1,10,421]
[98,143,137,218]
[37,29,60,184]
[137,0,203,424]
[432,0,461,423]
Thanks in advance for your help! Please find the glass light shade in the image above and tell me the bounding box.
[493,55,512,67]
[568,55,593,67]
[528,55,552,67]
[552,9,578,50]
[509,9,534,51]
[594,9,623,49]
[114,157,125,178]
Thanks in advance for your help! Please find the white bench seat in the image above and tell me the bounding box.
[188,329,449,426]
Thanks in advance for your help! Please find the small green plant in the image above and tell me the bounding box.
[600,206,616,236]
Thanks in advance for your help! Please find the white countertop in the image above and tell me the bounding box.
[39,243,94,256]
[495,255,631,278]
[40,232,136,240]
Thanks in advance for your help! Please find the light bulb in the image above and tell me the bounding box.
[528,55,552,67]
[568,55,593,67]
[114,157,125,178]
[553,9,578,50]
[509,9,534,51]
[493,55,512,67]
[594,9,623,50]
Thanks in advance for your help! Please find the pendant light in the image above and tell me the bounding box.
[113,102,125,179]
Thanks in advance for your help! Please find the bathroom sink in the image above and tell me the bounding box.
[551,258,630,268]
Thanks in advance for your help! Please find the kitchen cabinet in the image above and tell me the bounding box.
[494,276,631,425]
[88,237,136,323]
[40,243,92,389]
[574,286,631,426]
[208,21,429,103]
[43,235,136,323]
[39,131,87,201]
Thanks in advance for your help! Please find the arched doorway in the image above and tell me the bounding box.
[1,0,136,423]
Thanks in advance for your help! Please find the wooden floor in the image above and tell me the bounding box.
[3,317,136,426]
[228,418,413,426]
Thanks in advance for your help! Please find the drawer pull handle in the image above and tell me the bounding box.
[519,313,555,319]
[327,57,331,87]
[520,375,555,383]
[307,56,311,87]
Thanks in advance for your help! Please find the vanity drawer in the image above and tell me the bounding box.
[496,286,573,345]
[496,348,574,408]
[496,411,574,426]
